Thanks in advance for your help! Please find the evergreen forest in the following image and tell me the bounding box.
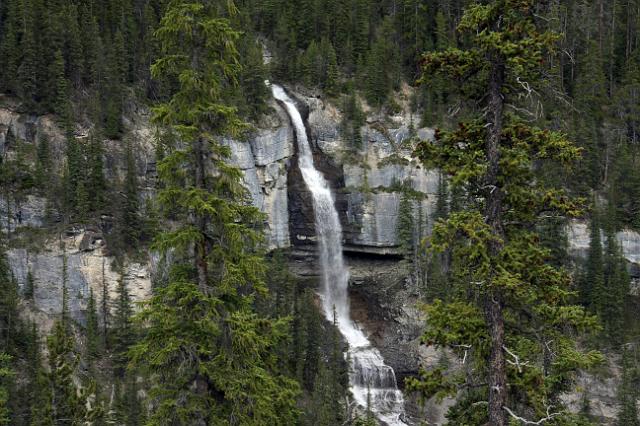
[0,0,639,425]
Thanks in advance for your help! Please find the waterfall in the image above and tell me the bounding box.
[271,84,407,425]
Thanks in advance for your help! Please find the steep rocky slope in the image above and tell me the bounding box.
[1,87,638,423]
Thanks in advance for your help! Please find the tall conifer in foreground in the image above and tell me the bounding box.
[129,1,299,424]
[409,1,603,424]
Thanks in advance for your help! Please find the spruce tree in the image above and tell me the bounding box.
[617,347,640,426]
[24,270,34,300]
[129,2,300,424]
[0,0,21,94]
[397,191,415,259]
[121,139,141,249]
[51,50,71,124]
[0,353,13,426]
[86,132,105,214]
[86,288,100,359]
[18,4,37,110]
[573,40,609,191]
[46,320,82,425]
[63,4,83,87]
[112,266,133,375]
[238,38,270,120]
[63,136,84,221]
[602,231,630,346]
[585,213,605,310]
[100,259,109,350]
[325,42,339,95]
[409,2,603,424]
[61,253,70,330]
[0,250,19,349]
[34,135,51,194]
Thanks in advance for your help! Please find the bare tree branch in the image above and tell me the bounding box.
[503,405,562,425]
[503,345,531,373]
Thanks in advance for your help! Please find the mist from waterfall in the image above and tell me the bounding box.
[271,84,407,425]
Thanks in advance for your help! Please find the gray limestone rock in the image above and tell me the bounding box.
[251,126,292,166]
[7,233,152,328]
[0,195,48,231]
[568,220,640,281]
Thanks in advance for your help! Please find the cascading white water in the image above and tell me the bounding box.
[271,84,407,425]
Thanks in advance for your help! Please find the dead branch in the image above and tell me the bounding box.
[503,345,531,373]
[503,405,562,425]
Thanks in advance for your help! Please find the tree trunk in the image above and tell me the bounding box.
[484,55,507,426]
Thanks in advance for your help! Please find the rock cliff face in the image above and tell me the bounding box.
[8,233,153,331]
[569,220,640,290]
[0,99,158,324]
[2,89,639,424]
[238,88,440,255]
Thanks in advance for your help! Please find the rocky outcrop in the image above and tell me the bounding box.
[0,102,158,328]
[279,89,438,254]
[7,230,152,331]
[568,220,640,294]
[224,101,294,249]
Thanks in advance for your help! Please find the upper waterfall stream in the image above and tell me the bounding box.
[271,84,407,425]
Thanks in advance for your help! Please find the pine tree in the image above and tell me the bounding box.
[602,230,630,346]
[129,2,300,423]
[409,2,603,424]
[86,133,105,214]
[34,135,52,194]
[76,180,90,223]
[51,50,71,125]
[45,320,83,425]
[341,86,364,151]
[617,347,640,426]
[0,250,19,349]
[112,266,133,375]
[24,270,34,300]
[18,3,38,110]
[585,213,605,310]
[103,32,125,139]
[237,37,270,120]
[573,40,609,191]
[86,288,100,359]
[0,0,21,94]
[301,289,321,391]
[363,34,390,106]
[325,42,339,95]
[121,139,141,249]
[63,4,83,87]
[433,173,448,221]
[307,363,342,426]
[397,191,415,259]
[62,136,84,221]
[0,353,13,426]
[100,259,109,350]
[29,360,55,426]
[113,374,145,426]
[61,252,70,331]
